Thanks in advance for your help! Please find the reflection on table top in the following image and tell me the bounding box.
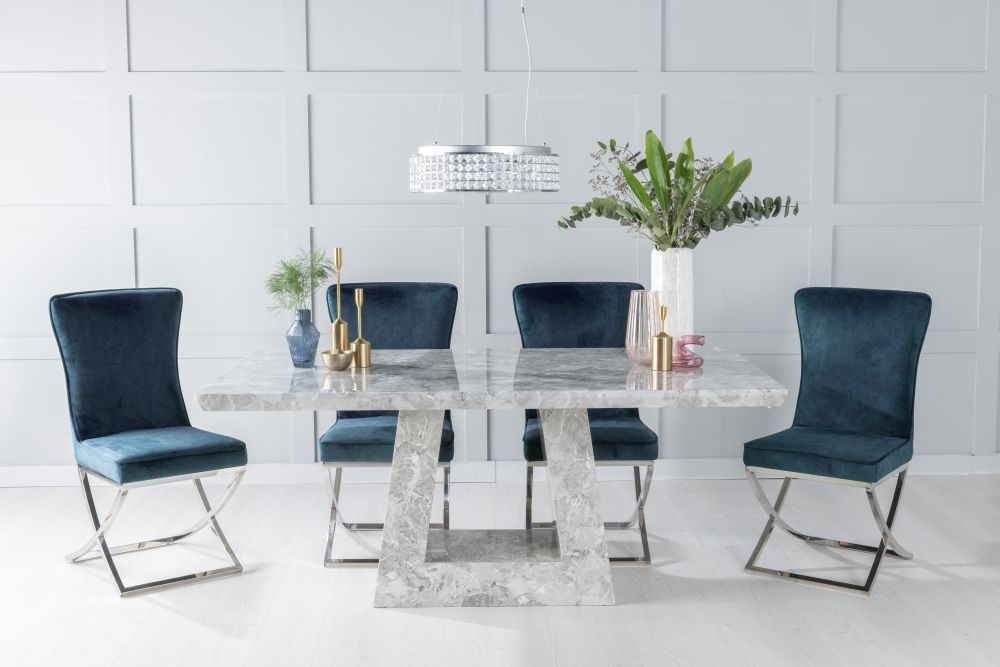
[197,348,788,412]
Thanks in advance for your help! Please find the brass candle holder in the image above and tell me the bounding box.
[351,287,371,368]
[331,247,350,353]
[651,305,672,372]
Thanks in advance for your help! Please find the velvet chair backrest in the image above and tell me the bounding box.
[327,282,458,350]
[327,282,458,419]
[792,287,931,439]
[513,282,643,349]
[513,281,643,421]
[50,288,190,443]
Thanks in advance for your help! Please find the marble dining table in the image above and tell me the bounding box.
[197,347,787,608]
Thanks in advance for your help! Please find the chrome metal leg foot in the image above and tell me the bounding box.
[324,467,378,567]
[69,467,245,597]
[744,469,912,594]
[526,465,556,529]
[66,483,127,563]
[525,462,655,563]
[866,473,912,560]
[608,465,654,565]
[525,465,533,530]
[323,464,450,567]
[442,465,450,531]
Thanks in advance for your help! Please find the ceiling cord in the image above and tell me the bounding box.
[521,0,532,145]
[434,0,457,144]
[432,0,539,147]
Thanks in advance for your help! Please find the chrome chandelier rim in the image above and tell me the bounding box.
[415,144,556,156]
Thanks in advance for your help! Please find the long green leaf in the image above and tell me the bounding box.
[728,158,753,194]
[704,158,753,210]
[674,138,695,196]
[644,130,672,218]
[618,159,654,215]
[699,171,733,210]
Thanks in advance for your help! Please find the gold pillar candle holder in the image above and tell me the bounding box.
[331,247,350,353]
[651,305,673,372]
[351,287,371,368]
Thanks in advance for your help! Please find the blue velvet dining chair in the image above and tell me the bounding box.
[49,288,248,597]
[743,287,931,594]
[513,282,658,563]
[319,282,458,566]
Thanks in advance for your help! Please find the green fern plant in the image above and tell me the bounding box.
[265,248,335,312]
[558,130,799,250]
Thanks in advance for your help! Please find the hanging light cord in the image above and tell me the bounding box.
[431,0,540,148]
[521,0,532,145]
[434,0,457,144]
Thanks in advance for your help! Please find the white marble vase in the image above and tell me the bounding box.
[650,248,694,340]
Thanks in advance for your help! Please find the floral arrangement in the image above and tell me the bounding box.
[558,130,799,250]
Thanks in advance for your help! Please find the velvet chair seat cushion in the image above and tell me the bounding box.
[76,426,248,485]
[522,415,658,462]
[743,426,911,484]
[319,414,455,463]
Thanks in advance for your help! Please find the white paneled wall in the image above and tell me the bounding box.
[0,97,109,204]
[127,0,285,72]
[131,95,288,204]
[0,0,997,472]
[662,0,816,72]
[0,0,105,72]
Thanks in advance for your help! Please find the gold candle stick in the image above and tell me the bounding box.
[331,247,350,353]
[651,305,673,372]
[351,287,371,368]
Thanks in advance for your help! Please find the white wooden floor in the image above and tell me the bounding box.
[1,473,999,666]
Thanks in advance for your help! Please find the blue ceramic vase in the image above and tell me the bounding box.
[286,308,320,368]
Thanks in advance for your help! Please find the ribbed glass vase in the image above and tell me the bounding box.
[286,308,320,368]
[625,290,660,366]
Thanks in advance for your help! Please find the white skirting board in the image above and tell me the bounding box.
[2,454,999,487]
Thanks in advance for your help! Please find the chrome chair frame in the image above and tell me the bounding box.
[526,460,654,564]
[68,464,246,597]
[323,461,450,567]
[744,464,912,595]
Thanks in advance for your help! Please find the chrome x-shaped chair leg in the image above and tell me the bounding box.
[744,467,912,594]
[526,463,654,564]
[68,466,245,597]
[323,464,450,567]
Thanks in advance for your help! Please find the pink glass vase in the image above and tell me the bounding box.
[673,335,705,368]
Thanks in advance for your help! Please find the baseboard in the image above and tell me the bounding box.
[2,455,998,488]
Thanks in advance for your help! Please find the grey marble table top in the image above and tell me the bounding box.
[197,348,787,412]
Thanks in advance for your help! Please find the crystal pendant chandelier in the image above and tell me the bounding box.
[410,0,559,193]
[409,145,558,193]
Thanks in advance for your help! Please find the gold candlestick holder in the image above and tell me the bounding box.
[331,247,350,353]
[351,287,371,368]
[651,305,672,372]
